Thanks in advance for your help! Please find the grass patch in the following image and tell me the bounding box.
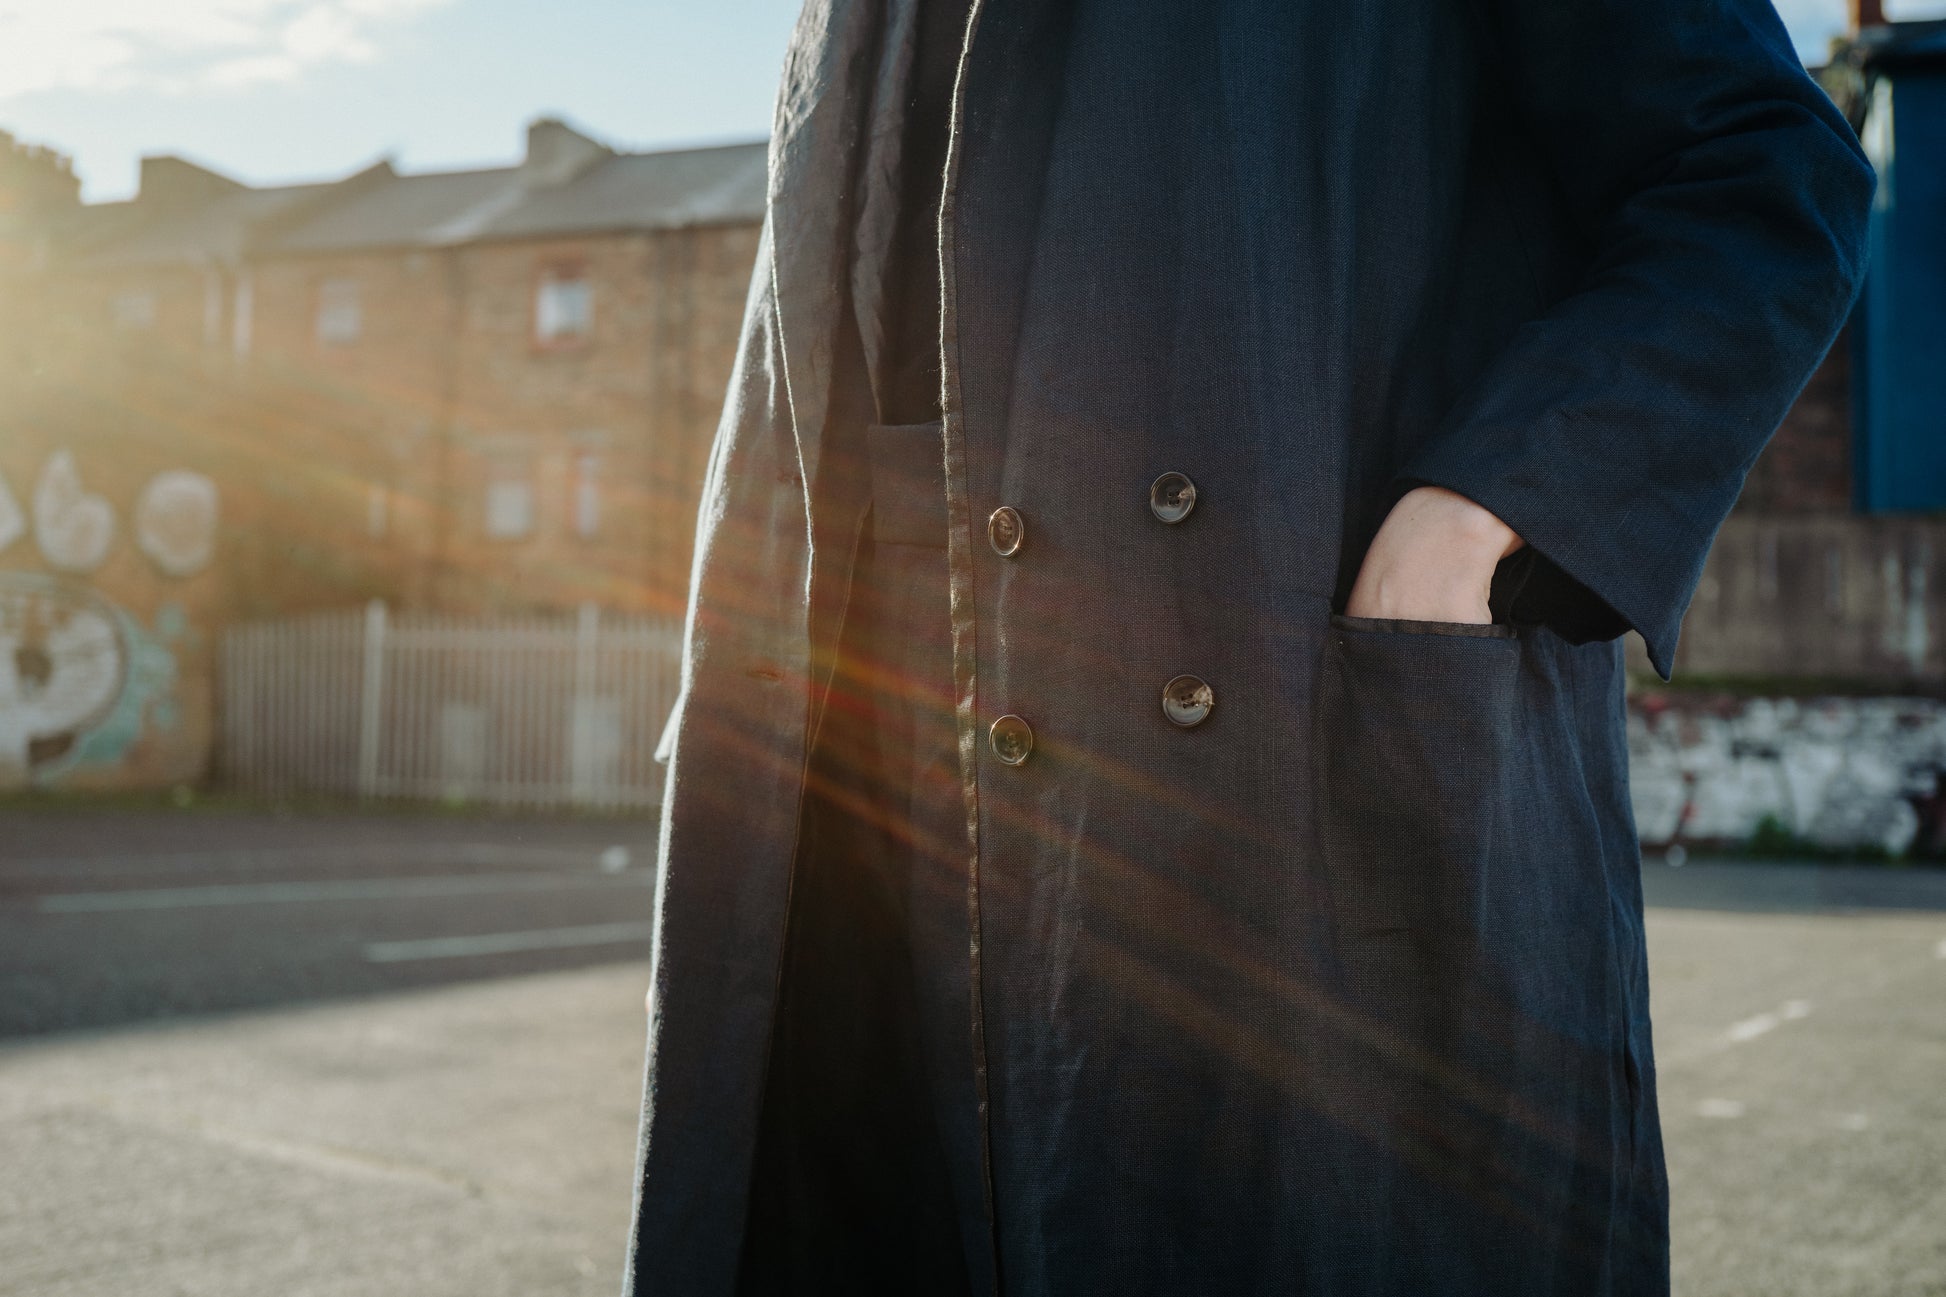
[1739,813,1903,864]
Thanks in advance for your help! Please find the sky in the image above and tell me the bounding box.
[2,0,1942,204]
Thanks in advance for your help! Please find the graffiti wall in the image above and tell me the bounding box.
[0,447,217,792]
[1629,693,1946,859]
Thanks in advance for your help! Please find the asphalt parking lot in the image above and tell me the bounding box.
[0,809,662,1037]
[1,813,1943,1296]
[1642,863,1946,1297]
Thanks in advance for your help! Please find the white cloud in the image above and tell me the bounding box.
[0,0,450,98]
[284,5,376,62]
[203,52,305,88]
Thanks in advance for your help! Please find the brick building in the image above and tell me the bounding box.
[37,119,763,618]
[0,119,764,791]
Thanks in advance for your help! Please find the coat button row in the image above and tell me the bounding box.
[988,473,1203,765]
[988,675,1214,766]
[986,471,1197,560]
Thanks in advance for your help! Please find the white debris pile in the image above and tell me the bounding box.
[1626,696,1946,857]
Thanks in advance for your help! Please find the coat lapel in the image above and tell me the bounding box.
[765,0,885,504]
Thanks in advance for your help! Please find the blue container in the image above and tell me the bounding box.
[1854,21,1946,513]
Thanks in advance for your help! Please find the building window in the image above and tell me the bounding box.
[232,274,253,358]
[315,278,361,344]
[535,266,591,345]
[366,482,389,540]
[574,452,601,538]
[485,474,534,540]
[203,270,223,346]
[111,290,156,330]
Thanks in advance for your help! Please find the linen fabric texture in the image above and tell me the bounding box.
[624,0,1875,1293]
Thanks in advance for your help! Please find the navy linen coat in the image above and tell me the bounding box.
[625,1,1873,1293]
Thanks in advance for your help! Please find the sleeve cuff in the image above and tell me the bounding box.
[1388,463,1697,683]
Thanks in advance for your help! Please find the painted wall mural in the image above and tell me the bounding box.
[33,448,115,572]
[135,469,219,577]
[0,573,189,789]
[0,471,22,552]
[0,451,218,789]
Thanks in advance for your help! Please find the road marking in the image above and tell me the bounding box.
[363,922,655,963]
[1698,1098,1746,1119]
[1727,1012,1781,1042]
[5,842,631,879]
[1935,938,1946,960]
[36,872,648,913]
[163,1113,482,1195]
[1726,999,1812,1043]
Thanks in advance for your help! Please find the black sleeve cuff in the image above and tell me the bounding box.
[1390,469,1686,681]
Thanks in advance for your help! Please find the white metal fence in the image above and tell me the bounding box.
[220,601,684,809]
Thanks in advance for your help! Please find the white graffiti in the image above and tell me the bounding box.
[0,471,22,552]
[0,577,126,787]
[135,470,219,577]
[1630,696,1946,857]
[33,449,114,573]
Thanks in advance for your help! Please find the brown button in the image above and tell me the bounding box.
[1149,472,1197,524]
[1161,674,1214,728]
[988,506,1025,557]
[989,713,1034,765]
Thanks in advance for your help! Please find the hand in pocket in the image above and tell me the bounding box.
[1345,485,1523,624]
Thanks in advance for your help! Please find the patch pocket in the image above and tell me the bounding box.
[1314,615,1638,1238]
[1315,612,1522,998]
[1310,613,1536,1227]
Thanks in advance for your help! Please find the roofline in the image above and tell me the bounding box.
[42,133,771,269]
[218,136,768,193]
[244,211,766,262]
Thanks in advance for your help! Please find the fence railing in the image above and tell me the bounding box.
[220,601,684,810]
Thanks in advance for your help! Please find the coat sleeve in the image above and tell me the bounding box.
[1393,0,1875,680]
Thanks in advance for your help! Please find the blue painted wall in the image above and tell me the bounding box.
[1854,65,1946,512]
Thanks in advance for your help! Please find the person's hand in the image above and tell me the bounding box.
[1344,486,1524,624]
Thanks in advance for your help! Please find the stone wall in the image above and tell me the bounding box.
[1628,693,1946,858]
[1625,513,1946,686]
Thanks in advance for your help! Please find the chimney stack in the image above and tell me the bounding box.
[137,155,243,209]
[521,118,611,188]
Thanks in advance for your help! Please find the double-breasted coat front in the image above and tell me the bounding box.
[624,1,1874,1293]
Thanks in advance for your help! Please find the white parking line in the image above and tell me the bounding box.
[1727,1012,1781,1043]
[363,922,655,963]
[1935,938,1946,960]
[1726,999,1813,1044]
[6,843,621,877]
[37,872,647,913]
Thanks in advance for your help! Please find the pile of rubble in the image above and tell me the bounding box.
[1627,694,1946,858]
